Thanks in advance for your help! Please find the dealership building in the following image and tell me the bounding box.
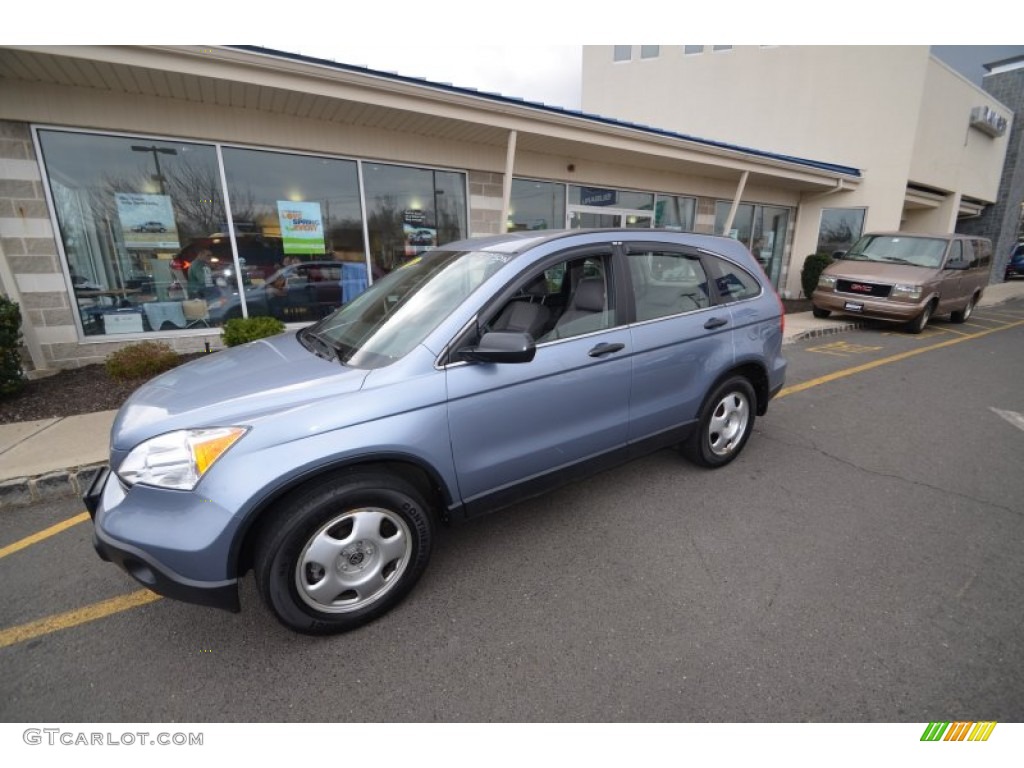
[0,45,1013,372]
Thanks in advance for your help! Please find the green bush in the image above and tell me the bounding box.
[105,341,181,381]
[0,295,25,397]
[800,252,833,299]
[221,316,286,347]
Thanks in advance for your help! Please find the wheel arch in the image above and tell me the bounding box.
[716,360,771,416]
[231,455,453,578]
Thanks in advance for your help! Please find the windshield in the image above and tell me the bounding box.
[308,249,512,368]
[843,235,948,268]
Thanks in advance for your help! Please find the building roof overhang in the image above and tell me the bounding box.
[0,44,862,193]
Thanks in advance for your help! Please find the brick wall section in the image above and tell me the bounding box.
[0,120,72,371]
[468,170,504,236]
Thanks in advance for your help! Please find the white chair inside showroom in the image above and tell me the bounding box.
[182,299,211,328]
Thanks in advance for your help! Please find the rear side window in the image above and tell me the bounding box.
[702,254,762,303]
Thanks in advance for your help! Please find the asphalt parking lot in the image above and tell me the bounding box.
[1,301,1023,722]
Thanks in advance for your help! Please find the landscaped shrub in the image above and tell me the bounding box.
[800,252,833,299]
[105,341,181,381]
[221,316,286,347]
[0,295,25,396]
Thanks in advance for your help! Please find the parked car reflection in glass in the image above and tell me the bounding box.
[207,260,369,323]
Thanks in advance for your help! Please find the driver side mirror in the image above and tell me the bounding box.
[460,331,536,364]
[831,250,847,260]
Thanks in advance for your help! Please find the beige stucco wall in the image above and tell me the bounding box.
[582,45,1012,297]
[910,58,1013,201]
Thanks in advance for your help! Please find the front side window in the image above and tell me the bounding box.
[485,253,616,344]
[38,129,225,336]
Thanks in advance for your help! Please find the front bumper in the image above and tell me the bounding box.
[85,467,240,613]
[811,289,924,323]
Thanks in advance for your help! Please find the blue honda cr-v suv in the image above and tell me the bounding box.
[86,230,787,634]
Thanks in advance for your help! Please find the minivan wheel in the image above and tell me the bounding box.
[811,306,831,319]
[254,472,433,635]
[950,294,977,324]
[683,377,756,468]
[906,302,934,334]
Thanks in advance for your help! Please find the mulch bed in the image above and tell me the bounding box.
[0,353,206,425]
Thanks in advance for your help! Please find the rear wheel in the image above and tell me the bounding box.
[683,376,757,468]
[950,294,977,324]
[254,472,433,635]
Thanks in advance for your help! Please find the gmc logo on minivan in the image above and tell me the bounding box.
[849,283,873,293]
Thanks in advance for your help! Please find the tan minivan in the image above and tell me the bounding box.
[811,232,992,333]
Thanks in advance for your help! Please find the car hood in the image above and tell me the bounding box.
[825,260,938,284]
[111,332,369,450]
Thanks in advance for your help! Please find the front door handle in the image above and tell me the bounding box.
[704,317,729,330]
[588,342,625,358]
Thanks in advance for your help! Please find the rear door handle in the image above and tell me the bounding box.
[704,317,729,330]
[588,342,625,357]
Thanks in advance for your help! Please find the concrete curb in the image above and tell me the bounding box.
[0,465,103,510]
[786,320,866,343]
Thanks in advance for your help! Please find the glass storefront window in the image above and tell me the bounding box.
[509,179,565,232]
[817,208,866,255]
[38,129,225,336]
[654,195,696,231]
[715,201,790,287]
[569,185,654,212]
[219,147,365,324]
[362,163,467,276]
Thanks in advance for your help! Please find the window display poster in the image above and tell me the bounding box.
[403,223,436,256]
[115,193,180,249]
[278,201,325,255]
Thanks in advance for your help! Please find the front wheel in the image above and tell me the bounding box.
[683,377,757,468]
[254,472,433,635]
[811,306,831,319]
[906,302,934,334]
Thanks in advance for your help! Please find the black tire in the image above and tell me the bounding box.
[950,294,977,324]
[682,376,757,468]
[254,472,433,635]
[811,306,831,319]
[906,301,935,334]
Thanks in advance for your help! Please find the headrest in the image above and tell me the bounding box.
[572,278,606,312]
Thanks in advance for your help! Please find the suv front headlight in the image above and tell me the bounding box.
[890,283,922,300]
[117,427,247,490]
[817,274,837,289]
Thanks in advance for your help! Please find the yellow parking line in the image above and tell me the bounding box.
[780,318,1024,399]
[926,325,974,337]
[0,512,90,560]
[0,589,162,649]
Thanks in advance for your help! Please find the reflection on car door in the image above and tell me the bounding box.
[446,252,631,513]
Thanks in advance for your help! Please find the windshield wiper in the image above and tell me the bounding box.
[299,327,343,363]
[881,256,915,265]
